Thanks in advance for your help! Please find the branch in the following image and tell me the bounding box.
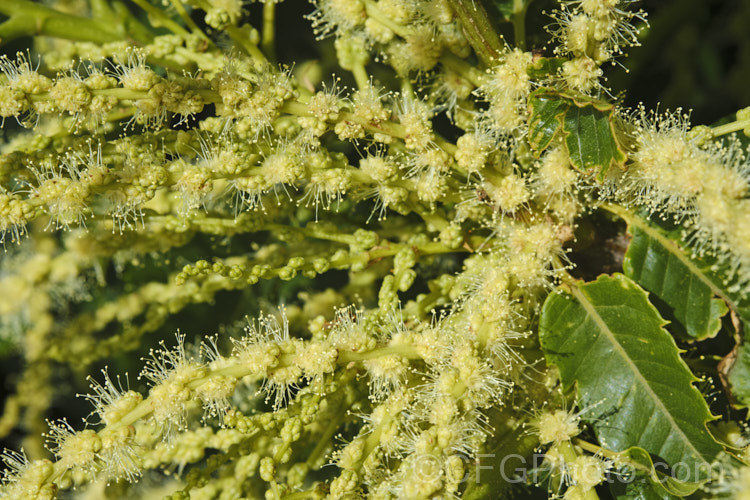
[446,0,504,66]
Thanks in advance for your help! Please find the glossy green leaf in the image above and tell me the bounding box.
[527,89,569,153]
[678,249,750,329]
[610,206,750,405]
[607,202,750,328]
[610,474,680,500]
[727,343,750,408]
[562,104,627,180]
[540,274,722,483]
[614,446,703,497]
[623,217,729,340]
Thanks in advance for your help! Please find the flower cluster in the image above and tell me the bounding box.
[0,0,746,499]
[606,107,750,291]
[549,0,646,92]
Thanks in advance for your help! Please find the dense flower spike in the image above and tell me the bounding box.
[0,0,746,499]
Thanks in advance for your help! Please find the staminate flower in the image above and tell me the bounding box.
[44,419,101,477]
[532,407,582,445]
[139,333,207,439]
[80,368,142,426]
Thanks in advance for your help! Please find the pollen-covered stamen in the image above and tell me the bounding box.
[198,336,239,421]
[139,332,207,440]
[363,353,409,402]
[533,407,582,445]
[299,167,352,220]
[1,448,31,486]
[230,311,308,410]
[359,147,400,183]
[173,159,214,216]
[533,146,580,201]
[455,127,495,177]
[549,0,647,62]
[44,419,101,476]
[307,0,368,39]
[404,147,452,179]
[80,368,142,426]
[109,49,160,92]
[259,144,303,203]
[480,48,534,102]
[0,190,32,247]
[298,78,344,137]
[0,449,55,498]
[482,172,530,214]
[97,425,141,483]
[26,158,90,231]
[329,305,377,353]
[568,453,611,491]
[398,94,435,151]
[195,374,238,424]
[0,51,50,92]
[0,51,51,125]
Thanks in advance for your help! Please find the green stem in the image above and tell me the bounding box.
[512,0,528,51]
[281,491,317,500]
[305,410,345,468]
[440,53,487,88]
[189,0,267,63]
[0,0,126,45]
[338,345,421,363]
[351,62,369,91]
[169,0,210,40]
[412,203,450,232]
[88,0,117,20]
[262,1,277,63]
[400,77,413,96]
[283,101,461,155]
[363,0,411,38]
[110,0,157,43]
[445,0,504,66]
[225,24,268,63]
[130,0,190,36]
[0,16,34,45]
[711,118,750,138]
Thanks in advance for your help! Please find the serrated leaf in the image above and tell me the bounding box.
[539,274,722,483]
[528,89,569,153]
[609,474,679,500]
[611,205,750,335]
[606,208,750,407]
[614,446,703,497]
[727,343,750,407]
[623,218,729,340]
[562,104,626,180]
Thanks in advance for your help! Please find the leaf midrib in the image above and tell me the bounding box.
[568,282,706,462]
